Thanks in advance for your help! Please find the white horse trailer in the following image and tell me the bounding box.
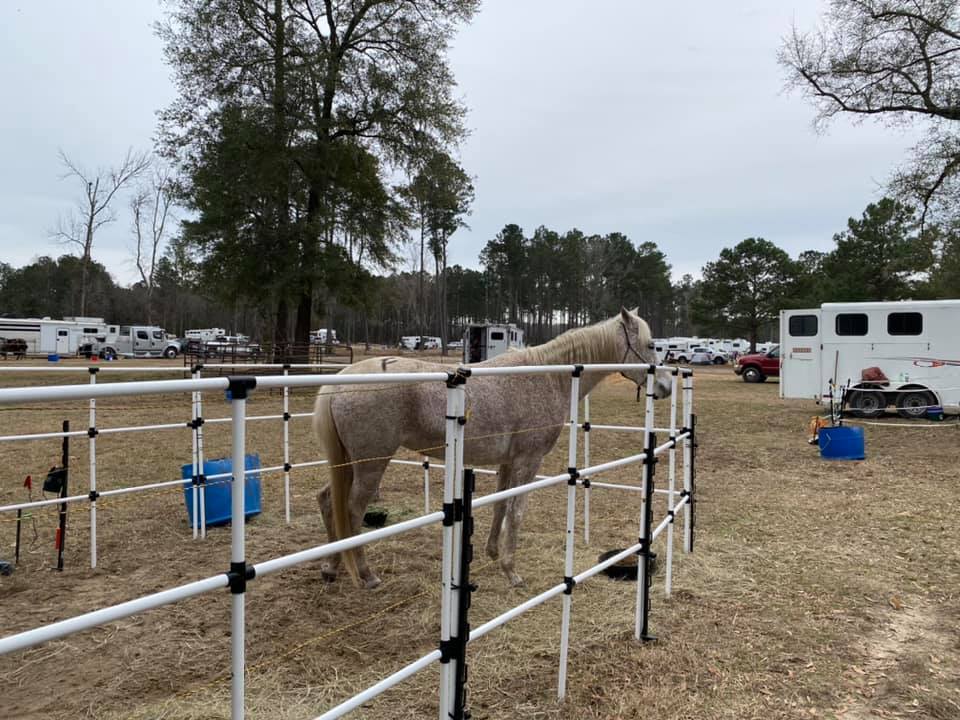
[780,300,960,417]
[463,323,525,363]
[0,317,115,356]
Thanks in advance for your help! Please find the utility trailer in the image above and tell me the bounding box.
[0,317,115,356]
[462,323,525,364]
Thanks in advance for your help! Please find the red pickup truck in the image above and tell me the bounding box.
[734,346,780,383]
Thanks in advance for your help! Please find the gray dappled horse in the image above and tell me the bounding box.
[313,308,671,588]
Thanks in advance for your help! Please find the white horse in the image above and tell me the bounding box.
[314,308,670,587]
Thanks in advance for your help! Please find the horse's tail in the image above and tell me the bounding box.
[314,389,360,582]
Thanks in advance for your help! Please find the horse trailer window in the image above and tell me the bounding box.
[83,327,98,334]
[136,330,149,340]
[887,312,922,335]
[490,331,505,341]
[57,330,68,337]
[836,313,868,336]
[788,314,818,337]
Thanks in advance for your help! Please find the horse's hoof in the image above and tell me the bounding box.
[485,544,499,560]
[508,573,525,588]
[321,570,338,583]
[362,575,382,590]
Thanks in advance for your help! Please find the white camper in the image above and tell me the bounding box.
[185,328,227,343]
[463,323,525,363]
[779,300,960,417]
[0,317,115,356]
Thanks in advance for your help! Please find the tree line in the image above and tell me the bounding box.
[6,194,956,351]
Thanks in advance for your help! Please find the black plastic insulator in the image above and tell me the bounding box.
[87,427,99,439]
[88,366,100,375]
[226,376,257,400]
[572,364,584,377]
[563,576,577,594]
[442,502,455,527]
[88,490,100,502]
[422,460,430,470]
[581,478,591,489]
[457,416,467,426]
[567,467,579,486]
[283,463,292,473]
[582,422,591,432]
[228,561,255,594]
[282,412,291,422]
[439,638,457,663]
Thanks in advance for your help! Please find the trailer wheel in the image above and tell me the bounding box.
[848,389,886,418]
[742,366,764,383]
[896,390,935,419]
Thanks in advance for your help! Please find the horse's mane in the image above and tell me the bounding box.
[519,316,625,366]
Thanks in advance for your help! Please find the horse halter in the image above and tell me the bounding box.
[619,322,649,402]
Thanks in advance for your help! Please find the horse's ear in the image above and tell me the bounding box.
[619,306,633,324]
[631,306,639,315]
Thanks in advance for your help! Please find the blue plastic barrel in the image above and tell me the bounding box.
[818,426,865,461]
[47,353,60,362]
[181,453,262,526]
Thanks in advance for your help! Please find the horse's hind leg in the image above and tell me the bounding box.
[485,464,512,560]
[348,458,390,589]
[318,481,342,582]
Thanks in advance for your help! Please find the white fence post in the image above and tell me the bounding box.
[582,393,591,545]
[438,378,459,719]
[665,370,679,597]
[191,368,200,539]
[635,368,657,641]
[557,368,581,700]
[282,366,291,524]
[682,372,694,554]
[88,367,98,568]
[228,377,253,720]
[197,367,207,539]
[445,376,468,717]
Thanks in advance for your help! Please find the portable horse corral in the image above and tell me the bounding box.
[0,363,696,720]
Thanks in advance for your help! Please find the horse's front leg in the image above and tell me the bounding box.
[486,464,513,560]
[499,459,540,587]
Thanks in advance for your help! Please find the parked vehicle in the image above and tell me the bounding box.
[689,346,729,365]
[664,337,693,363]
[0,316,115,356]
[185,328,227,343]
[780,300,960,418]
[734,346,780,382]
[463,324,525,363]
[88,326,182,360]
[311,329,339,344]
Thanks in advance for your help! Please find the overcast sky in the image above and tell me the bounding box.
[0,1,919,285]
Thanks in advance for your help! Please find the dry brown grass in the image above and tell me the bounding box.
[0,359,958,719]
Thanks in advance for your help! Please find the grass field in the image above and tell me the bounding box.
[0,359,958,719]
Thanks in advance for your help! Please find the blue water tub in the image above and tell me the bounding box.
[181,454,262,526]
[818,426,865,461]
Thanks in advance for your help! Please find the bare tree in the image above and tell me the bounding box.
[53,148,151,315]
[780,0,960,223]
[131,166,176,324]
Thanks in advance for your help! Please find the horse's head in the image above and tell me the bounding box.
[615,307,672,399]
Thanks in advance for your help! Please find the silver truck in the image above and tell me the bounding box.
[87,325,181,360]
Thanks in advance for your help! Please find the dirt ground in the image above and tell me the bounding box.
[0,358,958,720]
